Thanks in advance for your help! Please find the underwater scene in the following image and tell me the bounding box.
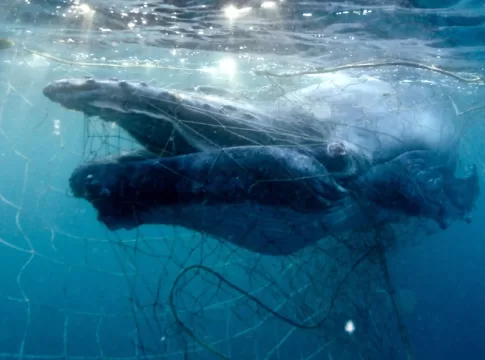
[1,0,485,359]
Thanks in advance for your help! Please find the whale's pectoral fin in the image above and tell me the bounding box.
[356,150,479,228]
[68,145,349,233]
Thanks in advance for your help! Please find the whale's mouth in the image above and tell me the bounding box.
[42,78,330,156]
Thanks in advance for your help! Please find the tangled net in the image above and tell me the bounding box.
[75,64,484,360]
[1,41,484,360]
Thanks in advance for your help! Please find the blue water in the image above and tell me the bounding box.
[1,0,485,359]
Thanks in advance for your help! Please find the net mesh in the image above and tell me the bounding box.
[0,44,483,360]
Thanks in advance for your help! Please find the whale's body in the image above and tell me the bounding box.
[43,72,479,255]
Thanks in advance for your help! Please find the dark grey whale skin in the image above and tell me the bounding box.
[69,145,361,255]
[68,145,478,255]
[43,76,480,256]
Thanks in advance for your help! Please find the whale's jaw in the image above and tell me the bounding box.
[42,77,328,156]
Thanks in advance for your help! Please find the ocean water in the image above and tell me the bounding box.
[0,0,485,359]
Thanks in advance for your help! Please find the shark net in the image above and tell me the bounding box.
[0,44,483,360]
[74,98,412,360]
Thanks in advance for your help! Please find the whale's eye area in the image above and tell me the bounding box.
[83,174,111,199]
[327,142,347,157]
[83,174,104,198]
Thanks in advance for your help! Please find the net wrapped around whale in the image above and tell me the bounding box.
[40,67,481,360]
